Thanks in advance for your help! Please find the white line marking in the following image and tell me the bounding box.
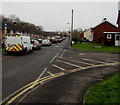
[18,85,39,103]
[67,58,94,65]
[106,60,118,63]
[47,71,55,77]
[55,46,59,47]
[60,49,65,58]
[56,53,59,56]
[58,57,94,65]
[56,59,83,68]
[52,64,66,72]
[50,53,59,64]
[50,56,57,63]
[36,67,47,80]
[83,58,105,64]
[79,53,85,55]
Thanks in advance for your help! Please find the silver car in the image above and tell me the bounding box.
[42,39,51,46]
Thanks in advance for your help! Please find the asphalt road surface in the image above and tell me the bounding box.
[2,38,69,99]
[2,39,120,104]
[19,49,119,104]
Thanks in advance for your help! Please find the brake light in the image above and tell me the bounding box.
[34,43,37,45]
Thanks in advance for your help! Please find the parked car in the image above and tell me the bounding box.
[42,39,51,46]
[36,39,42,44]
[32,39,41,50]
[50,38,58,44]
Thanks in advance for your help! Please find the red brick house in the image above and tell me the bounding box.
[103,32,120,46]
[92,19,120,44]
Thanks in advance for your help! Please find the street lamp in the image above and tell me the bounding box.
[4,18,8,38]
[67,22,70,36]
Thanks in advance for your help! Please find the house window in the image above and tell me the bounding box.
[107,34,112,39]
[116,35,120,41]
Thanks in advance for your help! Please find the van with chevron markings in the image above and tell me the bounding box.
[5,34,33,54]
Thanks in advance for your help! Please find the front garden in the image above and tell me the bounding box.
[72,43,120,53]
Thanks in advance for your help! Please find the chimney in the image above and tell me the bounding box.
[102,18,107,22]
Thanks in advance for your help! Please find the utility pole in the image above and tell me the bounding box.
[4,19,8,38]
[70,9,74,46]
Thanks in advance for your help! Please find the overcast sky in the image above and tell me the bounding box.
[1,2,119,31]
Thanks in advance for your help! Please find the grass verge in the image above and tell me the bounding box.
[72,43,120,52]
[84,72,120,104]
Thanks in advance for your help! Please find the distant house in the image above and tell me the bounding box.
[83,28,93,41]
[79,19,120,46]
[79,31,84,39]
[92,19,120,45]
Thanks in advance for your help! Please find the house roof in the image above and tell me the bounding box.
[92,20,118,29]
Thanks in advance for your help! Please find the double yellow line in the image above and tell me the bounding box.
[2,62,120,105]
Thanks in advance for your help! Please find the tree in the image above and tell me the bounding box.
[8,14,21,23]
[72,28,83,42]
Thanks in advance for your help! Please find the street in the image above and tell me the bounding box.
[2,37,120,104]
[2,38,69,99]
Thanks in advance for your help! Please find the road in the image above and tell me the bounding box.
[19,49,119,104]
[2,38,120,104]
[2,38,69,99]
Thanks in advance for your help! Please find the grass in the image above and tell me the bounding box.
[72,43,120,52]
[85,72,120,104]
[0,49,4,51]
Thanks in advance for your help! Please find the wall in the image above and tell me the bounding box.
[84,28,93,41]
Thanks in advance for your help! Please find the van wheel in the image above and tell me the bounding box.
[5,52,10,55]
[30,49,33,53]
[23,48,27,55]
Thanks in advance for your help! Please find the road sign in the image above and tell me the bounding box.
[4,21,8,27]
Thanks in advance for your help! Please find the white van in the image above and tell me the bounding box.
[5,34,33,54]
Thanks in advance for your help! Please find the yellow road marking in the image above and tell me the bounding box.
[47,71,55,77]
[3,62,120,105]
[6,72,65,105]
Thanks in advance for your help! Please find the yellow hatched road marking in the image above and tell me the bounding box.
[2,62,120,105]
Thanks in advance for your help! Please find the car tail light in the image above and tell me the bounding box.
[34,43,37,45]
